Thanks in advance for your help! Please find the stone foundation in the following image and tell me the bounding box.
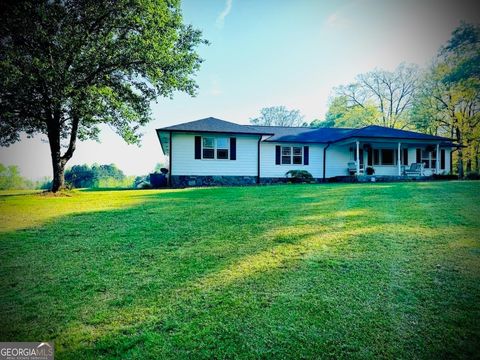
[170,175,257,187]
[332,175,433,183]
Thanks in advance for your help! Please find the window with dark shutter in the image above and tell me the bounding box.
[441,149,445,169]
[275,145,281,165]
[403,148,408,165]
[194,136,201,159]
[230,137,236,160]
[303,146,309,165]
[416,148,421,163]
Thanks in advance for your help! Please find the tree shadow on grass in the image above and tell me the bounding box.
[0,183,479,359]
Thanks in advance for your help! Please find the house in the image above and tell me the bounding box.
[156,117,456,187]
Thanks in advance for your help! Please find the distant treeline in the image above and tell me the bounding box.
[0,164,50,190]
[0,163,165,190]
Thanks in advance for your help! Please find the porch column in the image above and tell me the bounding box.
[436,143,440,174]
[356,141,360,175]
[398,142,401,176]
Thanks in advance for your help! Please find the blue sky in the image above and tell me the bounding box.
[1,0,478,179]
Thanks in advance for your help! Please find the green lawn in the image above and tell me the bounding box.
[0,182,479,359]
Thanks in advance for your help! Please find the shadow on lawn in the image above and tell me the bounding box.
[0,183,479,359]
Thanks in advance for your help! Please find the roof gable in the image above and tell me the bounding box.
[158,117,272,135]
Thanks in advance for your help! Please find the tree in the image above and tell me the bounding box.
[331,63,420,129]
[65,163,127,188]
[250,106,305,126]
[0,164,26,189]
[309,118,335,128]
[0,0,207,192]
[412,23,480,177]
[442,22,480,87]
[322,96,382,128]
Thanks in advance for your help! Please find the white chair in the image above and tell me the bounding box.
[347,162,364,175]
[404,163,423,176]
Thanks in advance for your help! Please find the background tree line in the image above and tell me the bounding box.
[251,23,479,177]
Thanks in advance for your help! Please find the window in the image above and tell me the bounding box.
[372,148,396,166]
[373,149,380,165]
[202,137,229,160]
[202,137,215,159]
[421,150,436,169]
[281,147,291,164]
[293,147,303,164]
[281,146,303,165]
[381,149,395,165]
[216,138,229,159]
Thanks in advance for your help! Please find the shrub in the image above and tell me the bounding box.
[464,172,480,180]
[365,166,375,175]
[285,170,314,183]
[433,174,458,180]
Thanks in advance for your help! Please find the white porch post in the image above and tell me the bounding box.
[398,142,401,176]
[436,143,440,174]
[356,141,360,175]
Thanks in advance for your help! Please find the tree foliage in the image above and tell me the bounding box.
[328,63,419,129]
[250,106,305,127]
[0,0,207,191]
[65,163,131,188]
[412,23,480,176]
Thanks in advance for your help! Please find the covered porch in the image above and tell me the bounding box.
[337,138,451,177]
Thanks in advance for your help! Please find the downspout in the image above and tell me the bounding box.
[257,136,262,184]
[168,131,172,187]
[323,142,331,181]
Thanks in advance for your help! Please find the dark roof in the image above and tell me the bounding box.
[249,126,354,143]
[157,117,273,135]
[157,117,455,144]
[338,125,451,142]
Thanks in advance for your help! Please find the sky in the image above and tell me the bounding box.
[1,0,479,180]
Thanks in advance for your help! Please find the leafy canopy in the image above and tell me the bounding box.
[250,106,305,127]
[0,0,207,146]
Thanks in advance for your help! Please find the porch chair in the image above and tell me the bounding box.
[404,163,423,176]
[347,161,363,176]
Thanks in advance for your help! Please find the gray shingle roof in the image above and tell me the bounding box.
[158,117,273,135]
[249,126,354,143]
[157,117,454,144]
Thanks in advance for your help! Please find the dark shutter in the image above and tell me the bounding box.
[441,149,445,169]
[403,148,408,165]
[230,137,236,160]
[416,148,421,163]
[367,148,373,166]
[303,146,309,165]
[275,145,281,165]
[194,136,201,159]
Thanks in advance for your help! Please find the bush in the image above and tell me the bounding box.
[464,172,480,180]
[433,174,458,180]
[285,170,314,183]
[365,166,375,175]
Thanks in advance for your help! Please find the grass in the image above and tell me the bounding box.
[0,182,479,359]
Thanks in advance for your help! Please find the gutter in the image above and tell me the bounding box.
[257,136,262,184]
[168,131,172,187]
[323,142,331,181]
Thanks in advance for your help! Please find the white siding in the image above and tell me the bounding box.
[260,142,325,178]
[324,144,351,177]
[170,133,452,178]
[171,132,259,176]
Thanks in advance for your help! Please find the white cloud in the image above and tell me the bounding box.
[216,0,233,29]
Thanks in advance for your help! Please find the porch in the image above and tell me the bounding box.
[338,138,451,177]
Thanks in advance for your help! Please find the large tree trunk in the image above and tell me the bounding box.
[51,156,66,192]
[47,113,79,193]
